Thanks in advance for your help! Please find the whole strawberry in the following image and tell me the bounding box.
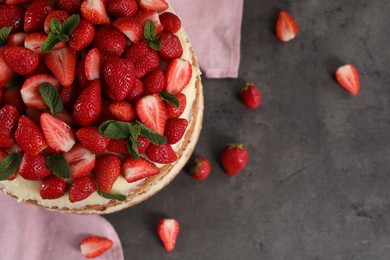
[0,5,25,32]
[24,0,54,33]
[159,32,183,61]
[159,12,181,33]
[190,157,211,181]
[73,80,102,127]
[165,93,186,118]
[15,115,47,155]
[164,118,188,144]
[241,83,262,109]
[220,143,248,176]
[19,153,52,180]
[92,154,121,193]
[93,26,127,58]
[76,127,110,154]
[0,104,19,149]
[40,175,68,199]
[146,144,177,164]
[143,69,165,94]
[4,46,39,75]
[124,42,160,78]
[108,0,139,18]
[69,175,97,203]
[55,0,82,14]
[69,19,95,51]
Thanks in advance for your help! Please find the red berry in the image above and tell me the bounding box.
[0,48,16,89]
[15,115,47,155]
[92,154,121,193]
[60,83,82,111]
[135,94,167,135]
[335,64,360,96]
[76,127,110,154]
[241,83,262,109]
[126,78,144,101]
[0,5,25,32]
[143,69,165,94]
[44,47,76,87]
[0,105,19,149]
[43,10,69,34]
[220,143,249,176]
[40,175,68,200]
[106,139,129,155]
[124,42,160,78]
[164,93,186,119]
[163,118,188,145]
[146,144,176,164]
[159,12,181,33]
[4,46,39,75]
[139,0,168,12]
[275,10,298,42]
[190,157,211,181]
[76,60,90,89]
[80,236,113,258]
[157,218,179,252]
[69,19,95,51]
[80,0,110,25]
[112,16,142,43]
[108,0,138,18]
[55,0,82,14]
[24,0,54,33]
[69,175,97,203]
[165,58,192,94]
[93,26,127,58]
[121,157,159,183]
[108,101,136,122]
[73,80,102,127]
[19,153,51,180]
[159,32,183,61]
[63,144,96,178]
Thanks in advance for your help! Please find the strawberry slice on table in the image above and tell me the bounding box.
[76,126,110,154]
[24,32,66,54]
[55,0,83,15]
[69,175,97,203]
[108,101,136,122]
[108,0,138,18]
[20,74,61,110]
[276,10,298,42]
[80,236,113,258]
[80,0,110,25]
[19,153,51,180]
[0,149,18,180]
[24,0,54,33]
[135,10,164,35]
[40,113,76,153]
[0,105,19,149]
[4,46,39,75]
[0,48,16,90]
[0,5,25,32]
[15,115,47,155]
[92,154,121,194]
[335,64,360,96]
[122,157,160,183]
[164,118,188,145]
[73,80,102,127]
[112,17,143,43]
[85,48,102,81]
[43,10,69,34]
[124,42,160,79]
[157,218,180,252]
[159,12,181,33]
[135,94,167,135]
[165,59,192,95]
[69,19,95,51]
[220,143,249,176]
[165,93,186,119]
[7,32,28,47]
[40,175,68,200]
[44,47,77,87]
[93,26,127,58]
[63,144,95,178]
[146,144,176,164]
[139,0,168,12]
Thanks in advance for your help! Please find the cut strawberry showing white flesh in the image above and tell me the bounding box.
[40,113,76,153]
[165,59,192,95]
[135,94,167,135]
[85,48,102,81]
[275,10,298,42]
[80,236,113,258]
[139,0,168,12]
[135,10,164,35]
[335,64,360,96]
[63,144,96,178]
[113,17,143,43]
[80,0,110,25]
[122,157,160,183]
[24,33,66,54]
[157,218,180,252]
[45,47,77,87]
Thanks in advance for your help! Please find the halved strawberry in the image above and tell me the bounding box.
[122,157,160,183]
[43,10,69,34]
[63,144,96,178]
[85,48,102,81]
[80,0,110,25]
[139,0,168,12]
[108,0,138,18]
[69,175,97,203]
[80,236,113,258]
[73,80,102,126]
[165,59,192,94]
[108,101,135,122]
[40,113,76,153]
[4,46,40,75]
[164,118,188,144]
[20,74,61,110]
[165,93,186,118]
[40,175,68,199]
[69,19,95,51]
[0,149,17,180]
[157,218,180,252]
[15,115,47,155]
[0,105,19,149]
[135,94,167,134]
[135,10,164,35]
[76,127,110,154]
[335,64,360,96]
[0,48,16,89]
[275,11,298,42]
[44,47,76,87]
[24,32,66,54]
[113,17,143,43]
[7,32,28,47]
[92,154,121,193]
[146,144,176,164]
[19,153,51,180]
[24,0,54,33]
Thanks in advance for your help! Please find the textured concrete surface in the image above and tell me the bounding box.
[105,0,390,259]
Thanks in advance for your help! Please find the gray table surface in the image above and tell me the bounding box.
[105,0,390,259]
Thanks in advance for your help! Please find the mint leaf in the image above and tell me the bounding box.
[46,154,70,179]
[97,189,126,201]
[99,120,118,135]
[7,75,24,89]
[144,20,156,41]
[41,33,62,52]
[0,26,12,47]
[130,124,141,136]
[39,83,64,115]
[56,33,69,42]
[148,39,161,51]
[127,135,139,160]
[160,90,179,107]
[137,121,167,145]
[0,153,21,181]
[102,121,132,139]
[62,14,80,35]
[50,18,62,35]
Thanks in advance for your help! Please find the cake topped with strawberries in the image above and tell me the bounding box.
[0,0,203,214]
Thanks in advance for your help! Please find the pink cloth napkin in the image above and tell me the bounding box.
[170,0,244,78]
[0,194,124,260]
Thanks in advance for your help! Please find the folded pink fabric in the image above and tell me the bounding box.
[170,0,244,78]
[0,194,124,260]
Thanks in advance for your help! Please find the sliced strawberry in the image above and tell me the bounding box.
[19,153,51,180]
[24,0,54,33]
[106,139,129,155]
[335,64,360,96]
[276,10,298,42]
[4,46,39,75]
[69,19,95,51]
[159,12,181,33]
[3,87,26,114]
[122,157,159,183]
[0,105,19,149]
[165,59,192,95]
[113,17,143,43]
[69,175,97,203]
[108,101,136,122]
[0,149,17,180]
[164,118,188,144]
[55,0,82,15]
[73,80,102,127]
[0,48,16,89]
[139,0,168,12]
[126,78,144,101]
[76,127,110,154]
[143,69,165,94]
[76,60,90,89]
[15,115,47,155]
[92,154,121,193]
[93,26,127,58]
[7,32,28,47]
[157,218,180,252]
[63,144,96,178]
[159,32,183,60]
[40,113,76,153]
[124,42,160,79]
[0,5,25,32]
[44,47,76,87]
[43,10,69,34]
[165,93,186,119]
[108,0,138,18]
[24,33,66,54]
[40,175,68,199]
[60,83,81,111]
[85,48,102,81]
[135,10,164,35]
[146,144,176,164]
[80,0,110,25]
[80,236,113,258]
[135,94,167,135]
[20,74,61,110]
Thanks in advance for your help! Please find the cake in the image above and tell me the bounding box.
[0,0,203,214]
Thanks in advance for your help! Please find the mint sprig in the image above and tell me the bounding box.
[39,83,64,115]
[143,21,161,51]
[46,154,70,179]
[0,26,12,47]
[160,90,179,107]
[0,153,22,181]
[42,14,80,52]
[97,189,127,201]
